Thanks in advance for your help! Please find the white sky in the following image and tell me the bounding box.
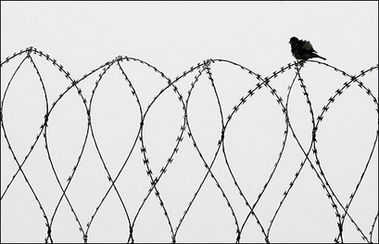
[1,1,378,243]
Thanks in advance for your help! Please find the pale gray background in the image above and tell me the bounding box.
[1,1,378,242]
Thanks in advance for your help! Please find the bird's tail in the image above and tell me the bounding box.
[315,54,326,60]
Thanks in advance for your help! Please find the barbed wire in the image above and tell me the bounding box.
[1,47,378,243]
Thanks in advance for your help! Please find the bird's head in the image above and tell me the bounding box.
[289,36,299,44]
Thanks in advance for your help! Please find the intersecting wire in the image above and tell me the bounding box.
[309,61,379,243]
[1,47,378,243]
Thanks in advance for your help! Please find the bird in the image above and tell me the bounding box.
[289,36,326,62]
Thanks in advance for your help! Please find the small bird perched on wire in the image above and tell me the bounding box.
[289,36,326,62]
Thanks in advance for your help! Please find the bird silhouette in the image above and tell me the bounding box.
[289,37,326,61]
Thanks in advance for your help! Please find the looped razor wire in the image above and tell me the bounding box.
[1,47,378,243]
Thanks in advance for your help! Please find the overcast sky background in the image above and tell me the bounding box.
[1,1,378,243]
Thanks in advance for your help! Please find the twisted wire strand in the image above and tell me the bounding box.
[309,62,379,242]
[208,59,295,241]
[173,60,242,242]
[1,47,92,242]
